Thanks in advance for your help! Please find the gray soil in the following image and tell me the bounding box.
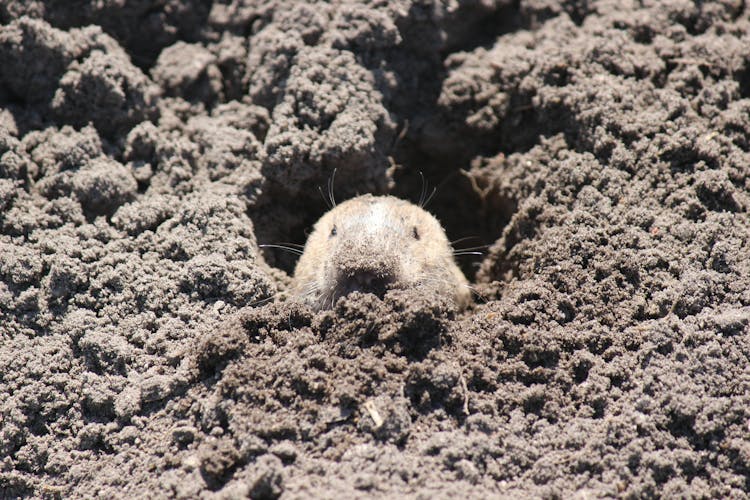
[1,1,750,498]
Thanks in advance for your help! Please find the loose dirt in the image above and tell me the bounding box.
[1,1,749,498]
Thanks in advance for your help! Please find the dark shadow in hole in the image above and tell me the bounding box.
[251,185,331,277]
[737,63,750,100]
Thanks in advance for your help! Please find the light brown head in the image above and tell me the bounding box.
[292,194,471,311]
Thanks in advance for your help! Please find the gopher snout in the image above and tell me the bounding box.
[292,194,471,311]
[334,246,398,298]
[338,268,395,297]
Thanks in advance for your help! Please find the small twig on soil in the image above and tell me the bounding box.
[459,371,470,416]
[363,400,384,429]
[390,119,410,151]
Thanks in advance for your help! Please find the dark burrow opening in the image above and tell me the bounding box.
[252,158,515,294]
[252,189,332,278]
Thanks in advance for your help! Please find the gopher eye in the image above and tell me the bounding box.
[330,225,337,237]
[412,226,420,240]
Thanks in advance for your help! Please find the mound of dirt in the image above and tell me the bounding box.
[2,1,749,497]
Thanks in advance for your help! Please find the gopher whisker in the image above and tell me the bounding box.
[259,244,305,255]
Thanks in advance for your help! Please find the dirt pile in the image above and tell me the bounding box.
[1,0,749,497]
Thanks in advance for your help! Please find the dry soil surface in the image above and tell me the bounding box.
[1,1,750,498]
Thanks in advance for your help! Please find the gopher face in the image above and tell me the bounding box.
[292,194,470,311]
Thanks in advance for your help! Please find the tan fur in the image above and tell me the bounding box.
[292,194,471,311]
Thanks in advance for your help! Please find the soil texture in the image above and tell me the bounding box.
[1,0,750,498]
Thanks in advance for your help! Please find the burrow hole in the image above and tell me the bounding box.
[251,162,515,290]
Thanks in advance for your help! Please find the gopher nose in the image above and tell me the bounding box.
[334,236,399,298]
[339,269,394,297]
